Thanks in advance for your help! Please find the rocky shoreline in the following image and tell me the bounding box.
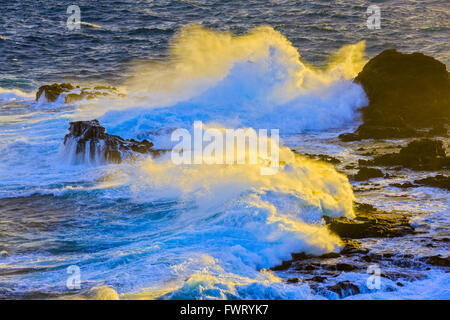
[276,49,449,297]
[37,48,449,299]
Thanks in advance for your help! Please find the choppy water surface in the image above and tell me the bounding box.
[0,0,449,299]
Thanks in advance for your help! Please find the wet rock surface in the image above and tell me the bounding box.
[269,201,426,298]
[302,153,342,164]
[64,86,121,103]
[324,203,414,239]
[351,167,384,181]
[339,49,450,141]
[327,281,360,298]
[359,139,450,171]
[63,120,160,163]
[413,175,450,191]
[391,175,450,191]
[278,118,448,298]
[36,83,121,103]
[36,83,74,102]
[421,255,450,267]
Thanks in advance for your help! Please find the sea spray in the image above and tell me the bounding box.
[72,25,368,134]
[91,135,356,298]
[0,26,368,299]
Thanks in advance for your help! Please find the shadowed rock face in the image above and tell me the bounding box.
[340,49,450,141]
[63,120,158,163]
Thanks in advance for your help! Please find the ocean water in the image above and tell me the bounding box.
[0,0,449,299]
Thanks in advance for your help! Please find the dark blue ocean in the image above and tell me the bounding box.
[1,0,448,88]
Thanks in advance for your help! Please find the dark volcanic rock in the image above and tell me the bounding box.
[36,83,120,103]
[36,83,74,102]
[352,167,384,181]
[286,277,300,284]
[366,139,450,171]
[303,154,341,164]
[319,252,341,259]
[324,203,414,239]
[340,240,369,255]
[327,281,360,298]
[390,182,417,189]
[428,123,448,137]
[339,49,450,141]
[307,276,326,283]
[63,120,158,164]
[421,255,450,267]
[391,175,450,191]
[414,175,450,191]
[340,122,417,141]
[271,260,292,271]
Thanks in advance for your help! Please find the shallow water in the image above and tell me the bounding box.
[0,0,449,299]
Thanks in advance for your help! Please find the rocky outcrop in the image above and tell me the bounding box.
[391,175,450,191]
[36,83,120,103]
[351,167,384,181]
[36,83,75,102]
[421,255,450,267]
[359,139,450,171]
[63,120,159,164]
[302,154,341,165]
[65,86,121,103]
[414,175,450,191]
[339,49,450,141]
[327,281,360,298]
[270,204,413,279]
[324,203,414,239]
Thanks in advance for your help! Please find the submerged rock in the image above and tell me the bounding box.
[362,139,450,171]
[340,49,450,141]
[306,276,326,283]
[340,240,369,255]
[63,120,159,164]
